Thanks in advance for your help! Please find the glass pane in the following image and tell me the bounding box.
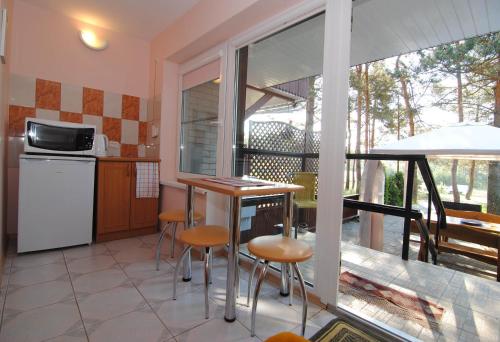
[340,26,499,340]
[180,79,220,176]
[233,13,325,286]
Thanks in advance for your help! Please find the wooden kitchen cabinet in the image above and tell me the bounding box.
[96,158,160,242]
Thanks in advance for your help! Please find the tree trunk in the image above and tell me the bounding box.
[397,99,401,173]
[451,68,465,203]
[396,56,417,201]
[305,77,315,154]
[466,105,480,200]
[355,65,363,194]
[364,63,370,153]
[370,116,375,149]
[487,78,500,214]
[396,56,415,137]
[465,160,475,200]
[346,109,351,190]
[352,159,356,191]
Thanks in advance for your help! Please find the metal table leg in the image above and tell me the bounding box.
[224,196,241,322]
[280,192,293,296]
[182,185,194,281]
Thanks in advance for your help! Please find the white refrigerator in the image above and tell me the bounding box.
[18,154,96,253]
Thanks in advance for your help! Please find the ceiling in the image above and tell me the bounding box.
[20,0,201,40]
[246,0,500,89]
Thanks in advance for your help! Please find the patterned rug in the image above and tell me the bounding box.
[310,318,380,342]
[339,271,444,329]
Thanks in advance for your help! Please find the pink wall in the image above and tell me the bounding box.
[11,0,150,98]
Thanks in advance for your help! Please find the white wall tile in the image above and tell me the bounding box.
[104,92,122,118]
[121,119,138,144]
[9,74,35,107]
[108,141,121,157]
[138,144,145,157]
[139,98,148,122]
[60,83,83,113]
[36,109,60,121]
[83,115,102,134]
[8,137,24,168]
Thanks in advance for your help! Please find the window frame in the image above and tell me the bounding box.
[176,45,228,179]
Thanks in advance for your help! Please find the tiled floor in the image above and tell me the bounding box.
[339,242,500,342]
[0,235,335,342]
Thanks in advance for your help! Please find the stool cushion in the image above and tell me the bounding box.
[248,236,313,263]
[179,225,229,247]
[159,209,203,223]
[265,332,309,342]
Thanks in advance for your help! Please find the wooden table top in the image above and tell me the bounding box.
[177,177,304,197]
[431,214,500,235]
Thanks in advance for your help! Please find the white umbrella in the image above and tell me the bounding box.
[371,123,500,160]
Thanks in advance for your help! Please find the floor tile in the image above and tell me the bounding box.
[72,268,130,295]
[121,259,172,281]
[63,244,109,261]
[175,318,257,342]
[105,238,143,252]
[87,309,171,342]
[111,246,156,264]
[5,279,74,312]
[155,291,221,336]
[236,296,305,340]
[9,262,68,287]
[12,250,63,270]
[67,255,116,275]
[0,301,83,342]
[135,273,198,303]
[78,285,147,323]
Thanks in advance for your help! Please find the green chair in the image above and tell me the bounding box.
[292,172,317,235]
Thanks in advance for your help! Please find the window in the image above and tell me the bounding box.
[179,59,221,176]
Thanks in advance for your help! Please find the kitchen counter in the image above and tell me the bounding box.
[97,157,160,162]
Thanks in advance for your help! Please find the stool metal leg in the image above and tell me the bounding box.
[251,261,269,337]
[170,222,178,258]
[208,247,213,284]
[289,263,293,306]
[247,258,260,307]
[292,262,308,336]
[173,246,192,300]
[156,222,170,271]
[204,247,210,319]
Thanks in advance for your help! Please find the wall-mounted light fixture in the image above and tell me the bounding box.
[79,29,108,51]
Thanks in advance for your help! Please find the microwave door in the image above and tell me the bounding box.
[27,122,94,152]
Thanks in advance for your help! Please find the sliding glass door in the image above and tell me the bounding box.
[232,13,326,286]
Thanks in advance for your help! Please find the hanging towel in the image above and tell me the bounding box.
[136,162,159,198]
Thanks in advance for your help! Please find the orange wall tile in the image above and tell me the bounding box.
[103,117,122,142]
[60,111,83,123]
[9,105,35,136]
[139,122,147,145]
[35,79,61,110]
[122,95,139,120]
[83,87,104,116]
[121,144,138,158]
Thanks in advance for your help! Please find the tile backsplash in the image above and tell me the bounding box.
[8,74,157,158]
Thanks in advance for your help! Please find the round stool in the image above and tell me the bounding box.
[247,235,313,337]
[156,209,203,270]
[173,225,229,319]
